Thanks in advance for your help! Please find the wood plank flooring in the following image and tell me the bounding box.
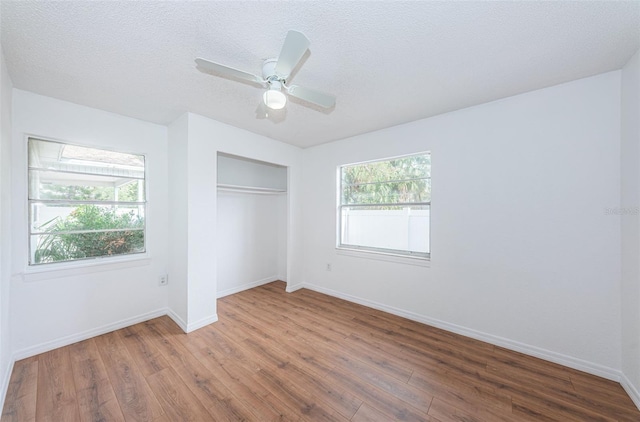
[3,281,640,421]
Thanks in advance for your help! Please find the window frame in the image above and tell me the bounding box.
[337,152,431,260]
[26,136,148,266]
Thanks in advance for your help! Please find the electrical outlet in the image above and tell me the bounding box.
[326,263,332,271]
[159,274,168,286]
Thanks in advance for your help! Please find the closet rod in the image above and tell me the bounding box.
[217,183,287,195]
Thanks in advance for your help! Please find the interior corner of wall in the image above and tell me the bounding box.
[166,308,188,333]
[0,354,15,417]
[621,372,640,411]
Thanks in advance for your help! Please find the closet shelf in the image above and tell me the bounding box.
[217,183,287,195]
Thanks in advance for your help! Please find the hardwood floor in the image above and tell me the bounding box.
[2,281,639,421]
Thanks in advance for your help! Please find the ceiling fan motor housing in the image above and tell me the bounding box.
[262,58,282,81]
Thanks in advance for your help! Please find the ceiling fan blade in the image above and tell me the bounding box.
[287,85,336,108]
[274,30,310,79]
[195,58,264,86]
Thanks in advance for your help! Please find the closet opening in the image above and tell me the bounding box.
[216,152,288,298]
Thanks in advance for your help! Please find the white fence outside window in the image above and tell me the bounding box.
[341,208,430,254]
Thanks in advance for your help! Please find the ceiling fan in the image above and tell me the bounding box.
[195,30,336,111]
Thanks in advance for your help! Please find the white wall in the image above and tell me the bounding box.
[166,113,303,332]
[301,71,623,378]
[10,90,170,357]
[621,49,640,407]
[0,46,14,412]
[217,191,286,297]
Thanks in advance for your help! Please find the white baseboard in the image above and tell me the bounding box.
[217,276,278,299]
[12,308,168,361]
[298,282,622,382]
[622,372,640,411]
[0,356,15,416]
[167,309,218,333]
[186,314,218,333]
[166,309,188,332]
[11,306,219,361]
[3,307,217,409]
[285,283,304,293]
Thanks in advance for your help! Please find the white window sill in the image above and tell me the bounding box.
[336,247,431,267]
[18,253,151,282]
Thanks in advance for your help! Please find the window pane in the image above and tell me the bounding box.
[340,205,430,255]
[31,203,144,233]
[31,230,145,264]
[28,138,147,266]
[339,153,431,258]
[29,138,144,176]
[341,154,431,186]
[342,178,431,205]
[29,170,145,201]
[341,154,431,206]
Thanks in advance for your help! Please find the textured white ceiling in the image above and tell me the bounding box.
[1,1,639,148]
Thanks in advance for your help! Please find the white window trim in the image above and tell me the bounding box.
[19,253,151,282]
[336,246,431,267]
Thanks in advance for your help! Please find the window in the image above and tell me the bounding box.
[28,138,146,265]
[338,152,431,259]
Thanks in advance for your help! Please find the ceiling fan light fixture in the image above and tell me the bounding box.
[196,30,335,112]
[263,89,287,110]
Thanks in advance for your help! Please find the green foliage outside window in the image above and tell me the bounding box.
[34,205,144,264]
[36,180,142,202]
[341,154,431,206]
